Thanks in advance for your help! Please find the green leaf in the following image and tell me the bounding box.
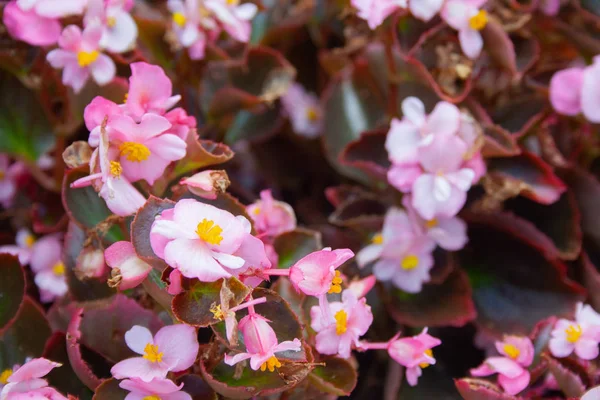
[92,378,127,400]
[0,254,25,332]
[309,357,357,396]
[274,228,322,269]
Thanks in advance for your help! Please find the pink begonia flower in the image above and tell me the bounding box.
[247,190,297,237]
[105,241,152,290]
[0,155,25,208]
[224,312,302,371]
[351,0,407,29]
[409,0,444,21]
[0,228,37,265]
[0,358,66,400]
[549,67,584,116]
[164,107,197,140]
[289,248,354,297]
[310,289,373,358]
[2,1,61,46]
[211,297,266,345]
[180,170,230,200]
[280,83,323,138]
[47,23,116,93]
[539,0,561,15]
[166,270,183,295]
[346,275,377,299]
[581,58,600,124]
[583,386,600,400]
[85,0,138,53]
[388,328,442,386]
[549,302,600,360]
[167,0,218,60]
[441,0,488,59]
[150,199,270,282]
[111,324,199,382]
[16,0,86,18]
[119,377,192,400]
[75,246,106,279]
[30,234,67,303]
[204,0,258,43]
[471,336,534,395]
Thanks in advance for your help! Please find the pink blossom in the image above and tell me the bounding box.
[150,199,270,282]
[85,0,138,53]
[581,58,600,124]
[549,67,584,116]
[0,228,37,265]
[164,107,197,140]
[47,23,116,93]
[471,336,534,395]
[16,0,86,18]
[387,328,442,386]
[351,0,406,29]
[0,155,24,208]
[105,241,152,290]
[167,0,218,60]
[0,358,66,400]
[280,83,323,138]
[409,0,444,21]
[166,270,184,295]
[346,275,377,299]
[224,312,302,371]
[246,190,297,237]
[549,302,600,360]
[204,0,258,43]
[119,377,192,400]
[180,170,230,200]
[441,0,488,59]
[30,234,67,303]
[213,297,267,345]
[539,0,562,15]
[583,386,600,400]
[2,1,61,46]
[310,290,373,358]
[289,248,354,297]
[111,324,199,382]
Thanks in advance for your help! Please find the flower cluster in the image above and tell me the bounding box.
[0,358,67,399]
[549,302,600,361]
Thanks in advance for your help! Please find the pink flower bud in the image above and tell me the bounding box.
[180,170,230,200]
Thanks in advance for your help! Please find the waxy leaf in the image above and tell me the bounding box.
[455,378,517,400]
[308,357,357,396]
[171,133,234,178]
[339,128,390,181]
[0,254,25,332]
[273,228,323,269]
[92,378,127,400]
[544,354,588,398]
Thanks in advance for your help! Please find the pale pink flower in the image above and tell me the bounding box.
[85,0,138,53]
[105,241,152,290]
[47,23,116,93]
[0,155,25,208]
[30,234,67,303]
[119,377,192,400]
[180,170,230,200]
[471,336,534,395]
[213,297,266,345]
[0,228,37,265]
[16,0,86,18]
[351,0,407,29]
[539,0,562,15]
[581,58,600,124]
[2,1,61,46]
[204,0,258,43]
[150,199,270,282]
[289,248,354,297]
[549,302,600,360]
[0,358,66,400]
[246,190,297,237]
[167,0,218,60]
[441,0,488,59]
[224,312,302,371]
[388,328,442,386]
[310,289,373,358]
[280,83,323,138]
[549,67,584,116]
[409,0,444,21]
[164,108,197,141]
[111,324,199,382]
[583,386,600,400]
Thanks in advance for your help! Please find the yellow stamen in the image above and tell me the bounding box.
[419,349,433,368]
[143,343,163,363]
[469,10,488,31]
[123,92,129,103]
[172,12,186,27]
[335,309,348,335]
[328,270,343,294]
[0,171,5,180]
[371,233,383,245]
[77,50,100,67]
[110,161,122,177]
[425,219,438,229]
[119,142,151,162]
[143,396,161,400]
[503,344,520,359]
[52,262,65,276]
[566,324,582,343]
[210,303,224,320]
[24,234,35,248]
[306,107,319,122]
[401,255,419,270]
[196,219,224,245]
[260,356,281,372]
[226,0,239,5]
[253,207,261,215]
[106,16,117,28]
[0,369,12,385]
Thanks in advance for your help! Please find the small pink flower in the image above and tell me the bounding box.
[16,0,87,18]
[351,0,407,29]
[289,248,354,297]
[167,0,218,60]
[280,83,323,138]
[0,228,36,265]
[164,107,197,141]
[0,358,66,399]
[471,336,534,395]
[581,58,600,124]
[119,377,192,400]
[539,0,562,15]
[549,302,600,360]
[224,312,302,371]
[111,324,199,382]
[204,0,258,43]
[180,170,230,200]
[105,241,152,290]
[310,289,373,358]
[0,155,24,208]
[441,0,488,59]
[47,23,116,93]
[2,1,61,46]
[388,328,442,386]
[409,0,444,21]
[150,199,270,282]
[246,190,297,237]
[30,234,67,303]
[549,67,584,116]
[84,0,138,53]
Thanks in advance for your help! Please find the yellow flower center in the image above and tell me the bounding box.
[143,396,161,400]
[52,262,65,276]
[0,171,5,180]
[371,233,383,245]
[77,50,100,67]
[210,303,224,320]
[401,255,419,270]
[0,369,12,385]
[143,343,163,363]
[123,92,129,103]
[226,0,239,5]
[106,16,117,28]
[419,349,433,368]
[425,219,438,229]
[328,270,343,294]
[335,309,348,335]
[109,161,123,177]
[253,207,261,215]
[119,142,151,163]
[260,356,281,372]
[503,344,520,359]
[196,219,224,245]
[469,10,488,31]
[24,234,35,248]
[172,12,186,27]
[306,107,319,122]
[566,324,582,343]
